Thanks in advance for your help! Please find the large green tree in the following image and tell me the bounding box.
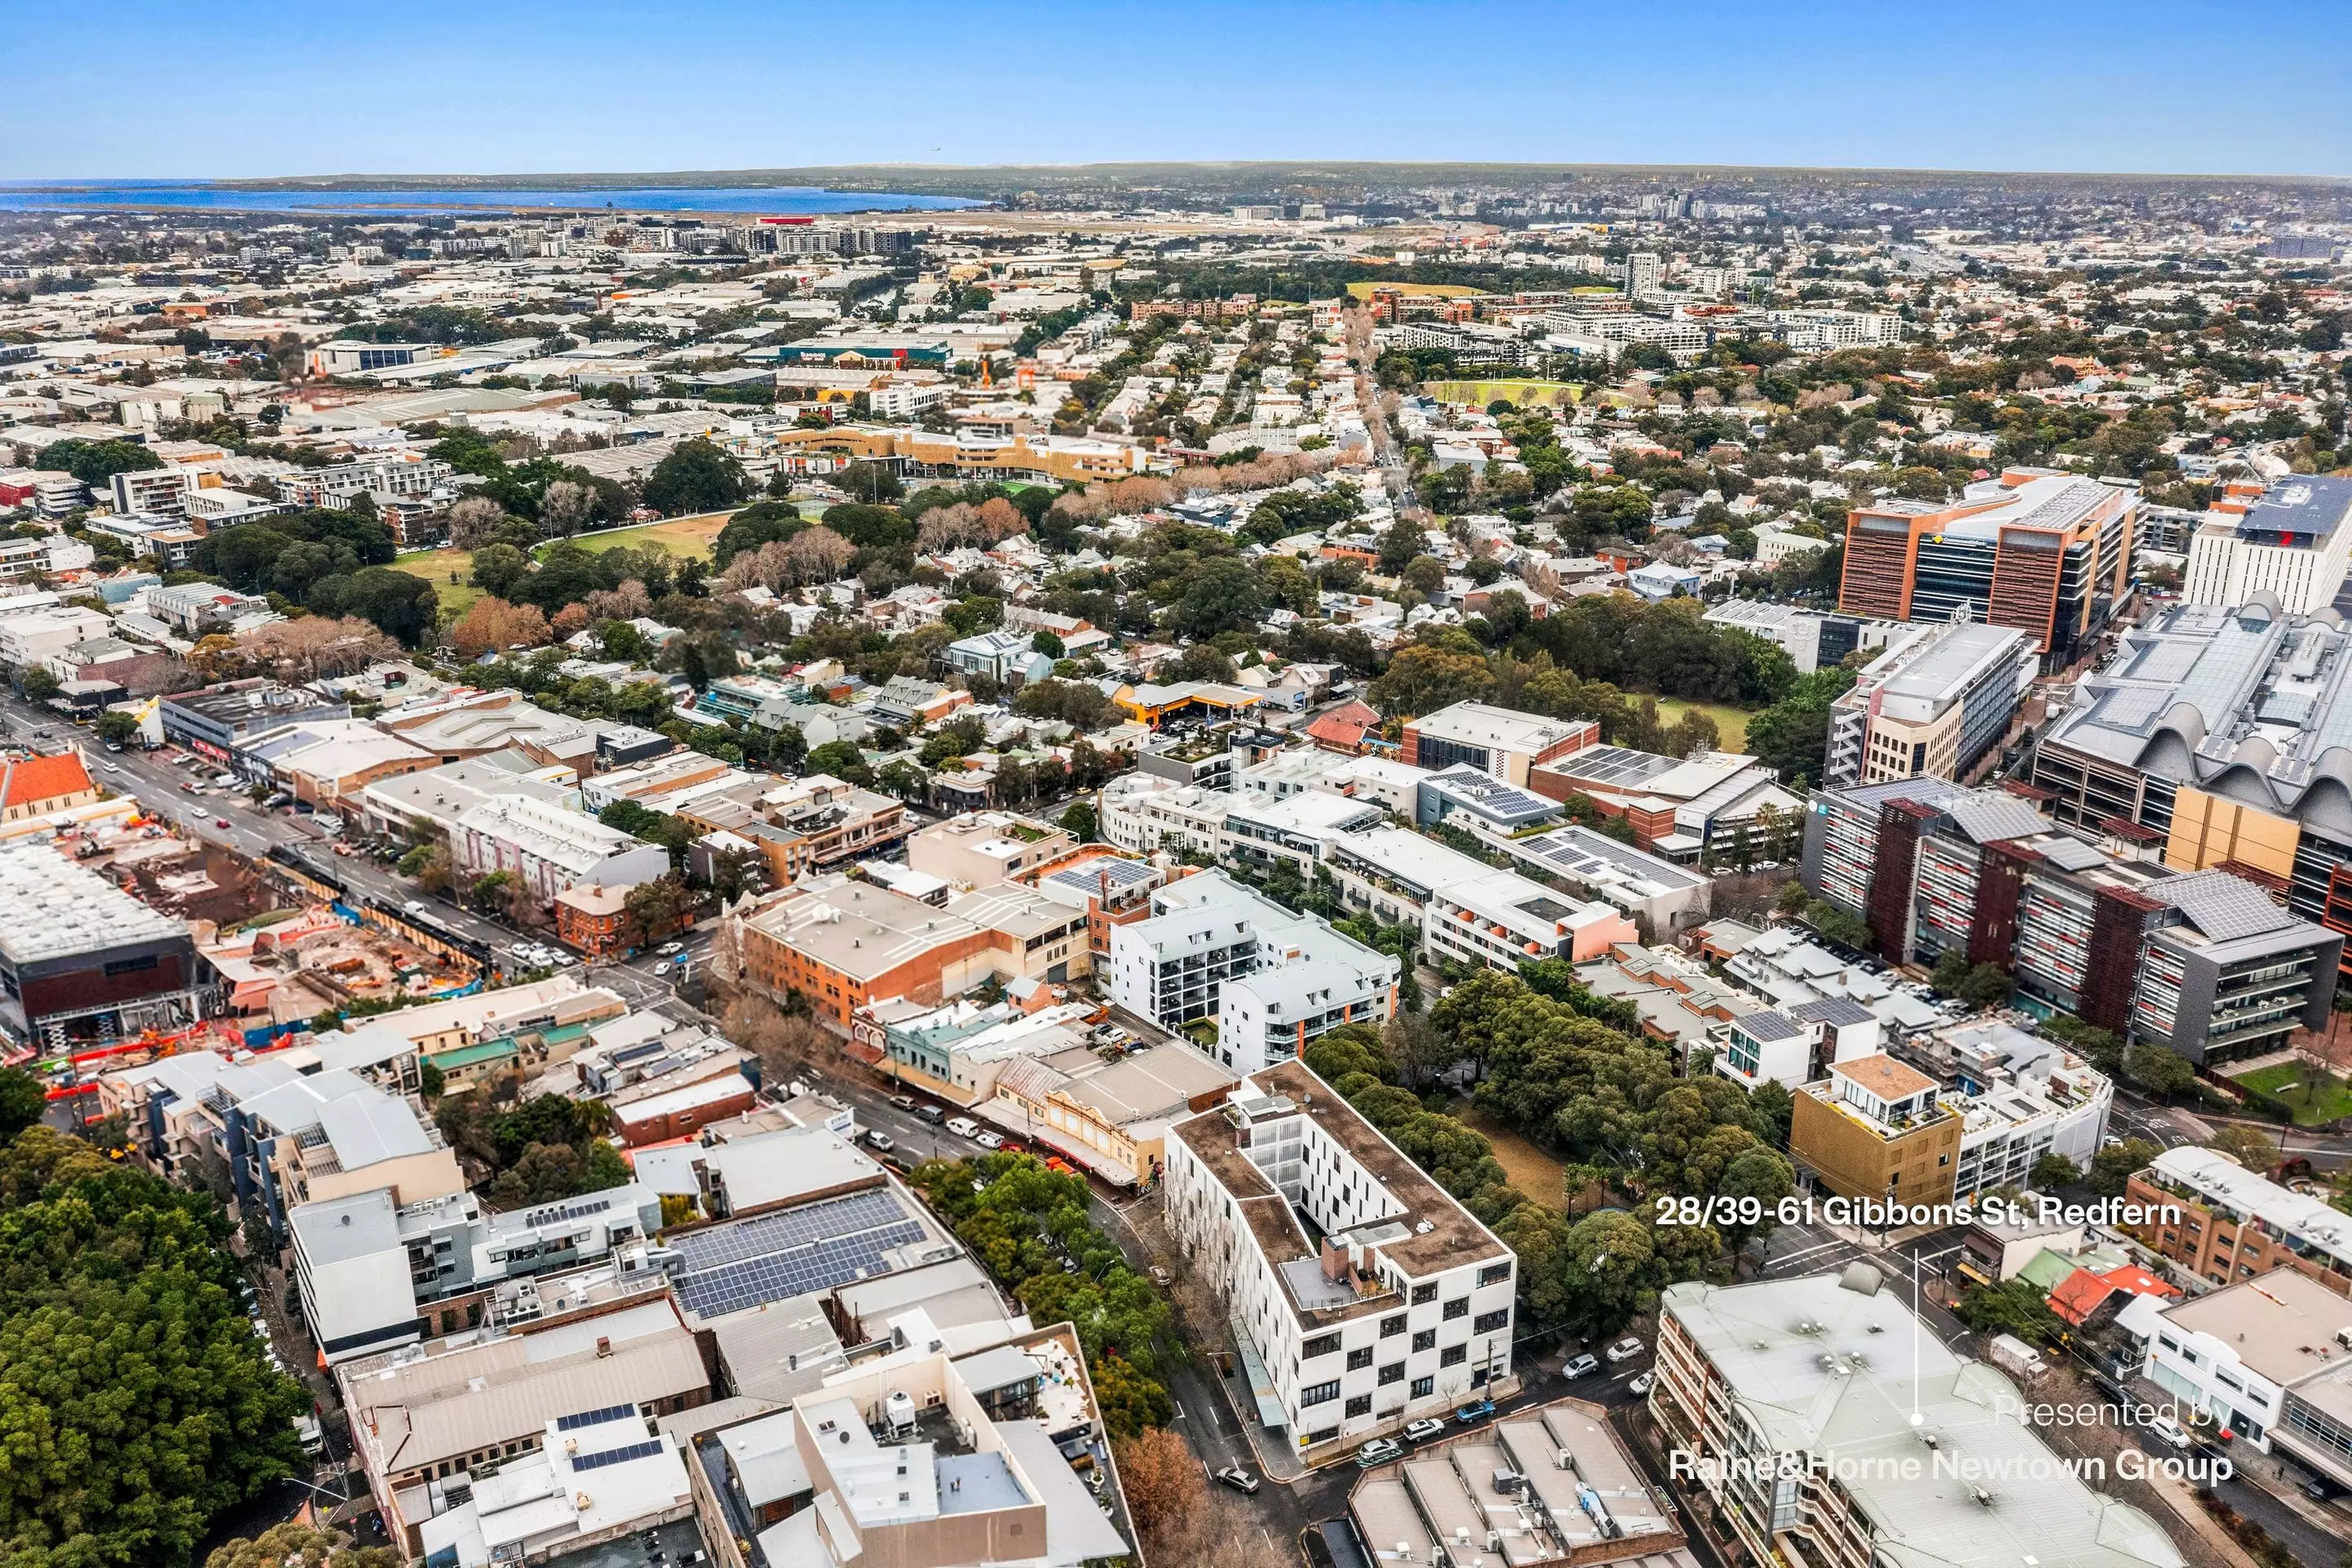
[639,439,749,515]
[0,1128,307,1568]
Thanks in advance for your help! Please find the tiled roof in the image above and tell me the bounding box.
[0,751,92,810]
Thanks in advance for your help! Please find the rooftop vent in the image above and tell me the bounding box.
[1838,1261,1883,1296]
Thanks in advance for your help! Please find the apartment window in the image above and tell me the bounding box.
[1347,1347,1374,1372]
[1443,1298,1468,1321]
[1301,1332,1341,1361]
[1378,1362,1405,1386]
[1441,1345,1468,1368]
[1380,1313,1406,1339]
[1345,1395,1372,1419]
[1306,1426,1339,1445]
[1301,1380,1340,1407]
[1412,1329,1437,1352]
[1474,1310,1509,1334]
[1477,1263,1511,1287]
[1412,1282,1438,1305]
[1412,1376,1435,1398]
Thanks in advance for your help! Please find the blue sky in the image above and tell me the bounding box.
[8,0,2350,180]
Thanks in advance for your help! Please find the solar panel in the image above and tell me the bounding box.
[556,1403,635,1432]
[670,1187,929,1320]
[572,1439,665,1472]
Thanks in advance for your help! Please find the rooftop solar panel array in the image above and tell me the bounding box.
[1045,856,1155,892]
[1550,746,1674,787]
[670,1188,928,1320]
[556,1403,636,1432]
[572,1439,666,1472]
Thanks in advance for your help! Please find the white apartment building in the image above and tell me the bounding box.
[1106,870,1395,1073]
[2182,476,2352,616]
[1163,1061,1517,1460]
[452,794,673,907]
[1937,1022,2113,1201]
[1323,824,1636,972]
[0,605,113,667]
[1096,773,1227,858]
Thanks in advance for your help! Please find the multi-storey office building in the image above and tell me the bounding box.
[1820,621,2036,791]
[1838,470,2136,667]
[1164,1062,1517,1463]
[1400,700,1596,786]
[1803,777,2341,1064]
[2182,475,2352,616]
[1652,1272,2184,1568]
[2031,601,2352,980]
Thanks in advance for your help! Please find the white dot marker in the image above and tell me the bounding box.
[1909,1411,1924,1427]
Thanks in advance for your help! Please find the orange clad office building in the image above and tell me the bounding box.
[1840,469,2136,668]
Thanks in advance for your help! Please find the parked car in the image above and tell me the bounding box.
[1628,1371,1656,1397]
[862,1129,895,1152]
[913,1104,947,1125]
[1565,1353,1601,1379]
[973,1131,1004,1151]
[1402,1419,1447,1444]
[1213,1466,1260,1494]
[889,1095,917,1112]
[946,1117,982,1139]
[2148,1414,2193,1450]
[1147,1265,1174,1289]
[1454,1398,1495,1425]
[1355,1438,1403,1468]
[1606,1336,1646,1363]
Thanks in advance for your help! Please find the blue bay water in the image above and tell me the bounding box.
[0,181,982,216]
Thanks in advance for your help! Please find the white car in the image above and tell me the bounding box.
[404,900,428,916]
[2147,1414,2193,1450]
[1628,1370,1656,1396]
[1606,1336,1646,1363]
[653,961,673,978]
[973,1131,1004,1151]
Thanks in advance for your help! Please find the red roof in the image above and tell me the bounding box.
[0,751,92,812]
[2048,1267,2118,1325]
[1304,700,1381,754]
[2098,1263,2180,1300]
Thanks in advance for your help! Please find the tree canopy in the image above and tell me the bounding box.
[0,1125,308,1568]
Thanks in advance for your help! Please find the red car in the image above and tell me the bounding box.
[214,817,231,829]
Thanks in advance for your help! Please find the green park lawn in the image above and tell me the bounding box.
[389,508,739,614]
[1653,697,1755,754]
[393,547,480,615]
[559,509,736,559]
[2230,1061,2352,1126]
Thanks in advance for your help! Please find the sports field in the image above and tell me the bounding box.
[559,509,735,559]
[1422,378,1587,408]
[1345,280,1487,300]
[390,509,740,610]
